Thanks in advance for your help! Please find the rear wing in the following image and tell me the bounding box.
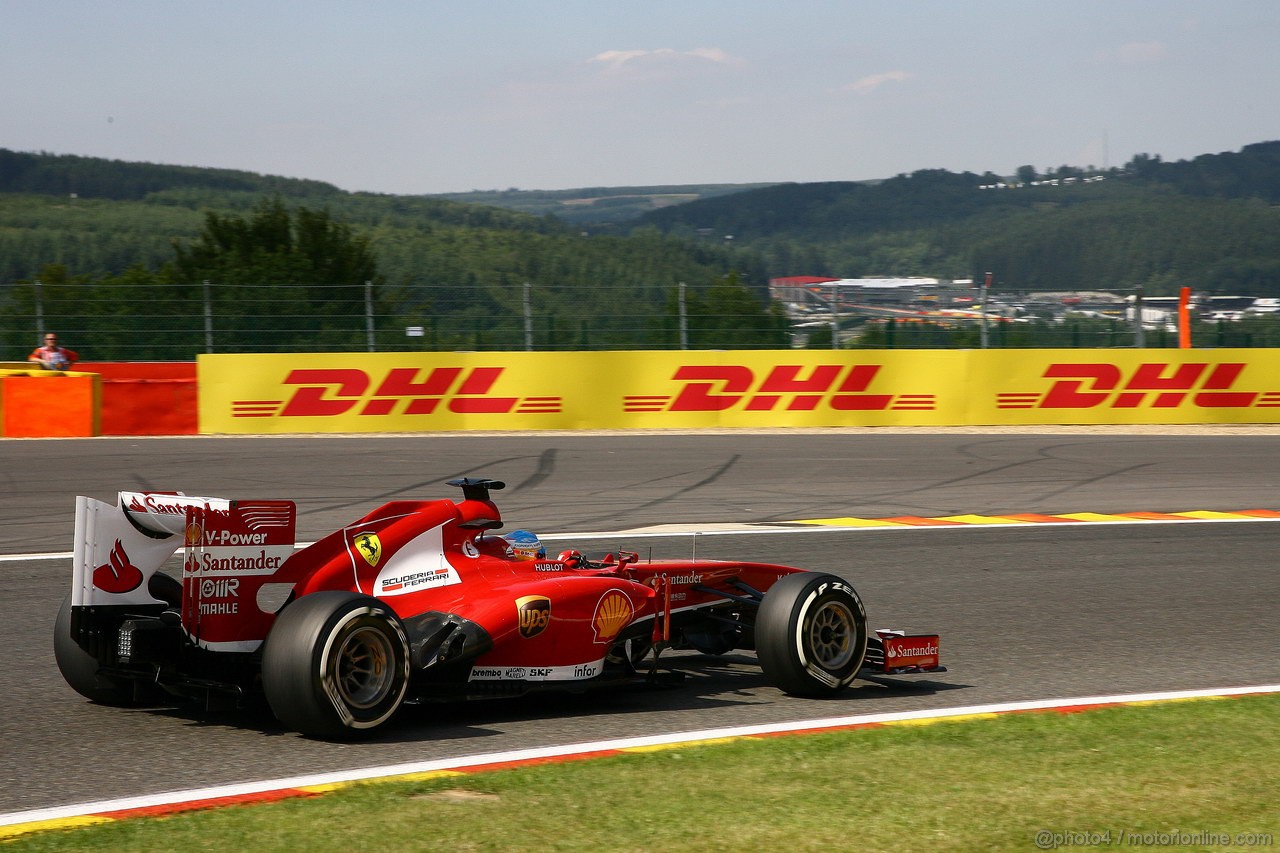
[72,492,298,651]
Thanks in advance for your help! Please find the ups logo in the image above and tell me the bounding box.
[516,595,551,639]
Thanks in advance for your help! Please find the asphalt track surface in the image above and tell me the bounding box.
[2,431,1279,815]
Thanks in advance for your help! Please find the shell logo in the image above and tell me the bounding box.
[592,590,633,643]
[184,522,202,547]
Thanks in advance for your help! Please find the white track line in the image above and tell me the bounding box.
[545,514,1280,540]
[7,512,1279,562]
[1,683,1276,829]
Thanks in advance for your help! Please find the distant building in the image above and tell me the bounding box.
[772,276,1280,342]
[769,276,946,310]
[768,276,839,305]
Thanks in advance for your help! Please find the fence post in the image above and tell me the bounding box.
[523,282,533,351]
[365,281,376,352]
[34,279,44,338]
[980,272,992,348]
[1133,285,1146,348]
[202,280,214,353]
[829,282,839,349]
[678,282,689,350]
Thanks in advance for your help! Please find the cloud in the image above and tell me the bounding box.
[684,47,739,65]
[590,47,740,73]
[591,48,670,70]
[842,70,912,95]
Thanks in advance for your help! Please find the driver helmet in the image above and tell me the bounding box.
[502,529,545,561]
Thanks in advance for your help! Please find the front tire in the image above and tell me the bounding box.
[262,591,411,738]
[606,634,652,675]
[756,572,868,697]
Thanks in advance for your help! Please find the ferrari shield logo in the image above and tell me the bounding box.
[354,531,382,567]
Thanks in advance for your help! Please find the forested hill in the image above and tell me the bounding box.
[634,141,1280,296]
[0,148,774,228]
[0,149,775,358]
[429,184,776,226]
[0,148,579,282]
[0,148,344,200]
[4,140,1280,299]
[639,140,1280,241]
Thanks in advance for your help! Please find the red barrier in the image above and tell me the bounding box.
[77,362,197,436]
[1,373,101,437]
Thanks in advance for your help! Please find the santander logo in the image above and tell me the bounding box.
[887,641,939,659]
[92,539,144,594]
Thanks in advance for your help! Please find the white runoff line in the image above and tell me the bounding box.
[2,683,1277,830]
[7,512,1278,561]
[547,513,1280,540]
[0,551,72,562]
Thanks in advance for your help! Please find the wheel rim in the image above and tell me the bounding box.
[334,625,396,709]
[806,600,857,670]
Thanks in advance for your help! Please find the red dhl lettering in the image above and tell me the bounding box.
[232,368,563,418]
[626,364,930,413]
[280,367,513,416]
[998,362,1273,410]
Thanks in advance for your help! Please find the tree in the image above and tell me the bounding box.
[673,271,789,349]
[166,197,383,351]
[170,197,378,287]
[1126,153,1163,177]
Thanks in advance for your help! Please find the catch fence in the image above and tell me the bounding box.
[3,279,1278,361]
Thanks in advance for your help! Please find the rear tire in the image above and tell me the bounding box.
[756,572,868,697]
[54,596,140,706]
[148,572,182,608]
[262,592,411,739]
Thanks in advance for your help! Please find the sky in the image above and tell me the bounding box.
[5,1,1279,195]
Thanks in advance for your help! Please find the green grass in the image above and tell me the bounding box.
[8,695,1278,852]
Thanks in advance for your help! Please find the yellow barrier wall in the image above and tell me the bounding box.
[197,349,1280,434]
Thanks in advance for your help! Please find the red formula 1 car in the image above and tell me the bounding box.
[55,479,943,738]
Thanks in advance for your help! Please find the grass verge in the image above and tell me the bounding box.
[7,694,1278,852]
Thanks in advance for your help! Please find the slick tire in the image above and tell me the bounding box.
[606,635,653,675]
[54,596,141,706]
[755,572,868,697]
[262,591,411,739]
